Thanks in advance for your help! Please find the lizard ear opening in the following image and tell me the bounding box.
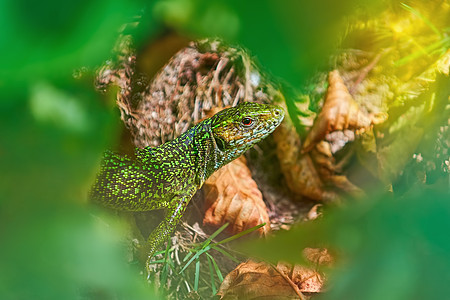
[214,136,227,151]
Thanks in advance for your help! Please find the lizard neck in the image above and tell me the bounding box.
[192,120,224,188]
[139,119,225,190]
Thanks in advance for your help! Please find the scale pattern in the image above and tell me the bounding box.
[89,102,284,268]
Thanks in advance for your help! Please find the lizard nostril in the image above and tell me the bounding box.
[274,110,280,117]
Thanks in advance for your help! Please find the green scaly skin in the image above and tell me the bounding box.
[89,102,284,272]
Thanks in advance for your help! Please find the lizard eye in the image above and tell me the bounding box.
[241,117,253,127]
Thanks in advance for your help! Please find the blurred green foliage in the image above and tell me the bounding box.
[0,0,145,91]
[0,0,159,298]
[152,0,383,86]
[1,0,448,299]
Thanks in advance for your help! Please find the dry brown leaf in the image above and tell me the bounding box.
[306,204,323,221]
[276,263,323,294]
[203,156,271,236]
[277,248,333,293]
[218,251,333,299]
[218,260,305,300]
[302,248,334,267]
[302,70,386,153]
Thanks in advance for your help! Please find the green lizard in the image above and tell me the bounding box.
[89,102,284,271]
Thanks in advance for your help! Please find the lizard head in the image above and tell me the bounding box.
[210,102,284,167]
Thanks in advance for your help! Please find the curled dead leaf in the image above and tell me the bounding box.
[272,110,341,202]
[310,141,365,198]
[303,70,386,153]
[203,156,271,236]
[218,260,305,300]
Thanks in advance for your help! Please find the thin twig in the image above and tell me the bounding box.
[349,48,391,94]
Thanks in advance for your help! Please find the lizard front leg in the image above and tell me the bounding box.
[144,187,197,275]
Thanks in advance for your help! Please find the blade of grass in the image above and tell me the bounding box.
[194,259,200,291]
[148,248,172,263]
[400,3,442,37]
[164,239,171,262]
[395,37,450,66]
[160,263,169,287]
[180,245,212,273]
[166,257,176,269]
[154,249,169,256]
[180,223,262,279]
[201,223,230,249]
[206,252,223,282]
[211,223,266,247]
[213,246,240,264]
[182,251,194,263]
[180,223,230,273]
[180,254,198,274]
[206,255,217,296]
[160,239,172,287]
[183,223,229,263]
[147,259,167,264]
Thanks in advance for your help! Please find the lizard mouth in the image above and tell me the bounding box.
[214,136,227,152]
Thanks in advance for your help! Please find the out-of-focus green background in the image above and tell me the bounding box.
[1,0,448,299]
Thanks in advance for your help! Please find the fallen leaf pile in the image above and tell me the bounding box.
[274,69,388,202]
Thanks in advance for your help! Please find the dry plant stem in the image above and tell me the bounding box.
[349,50,387,95]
